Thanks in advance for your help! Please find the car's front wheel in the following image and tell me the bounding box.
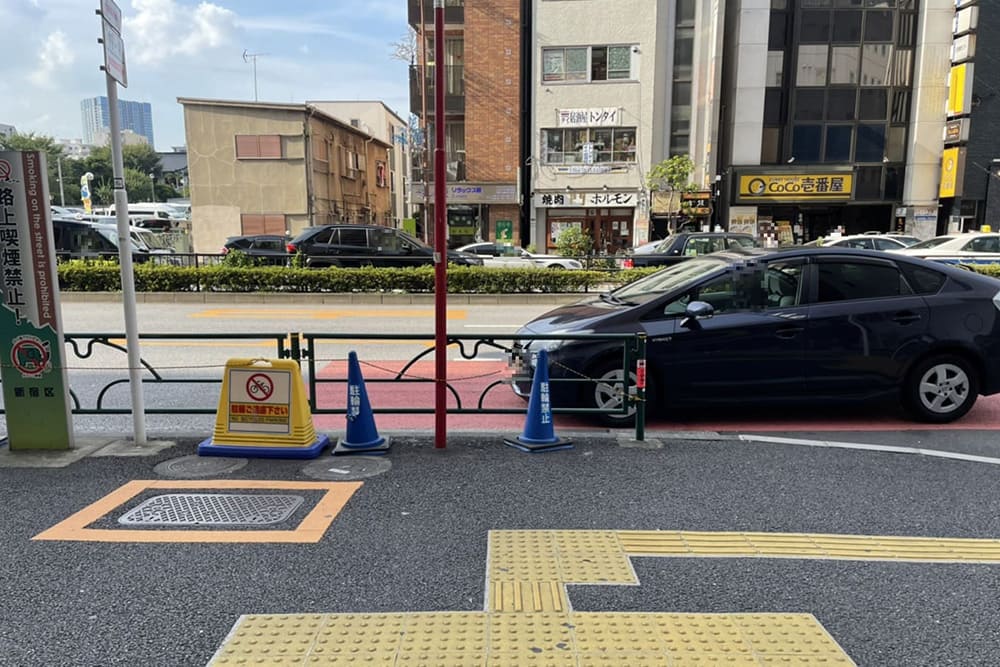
[586,360,654,427]
[903,354,979,423]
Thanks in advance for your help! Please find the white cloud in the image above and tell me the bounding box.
[29,30,75,88]
[126,0,239,66]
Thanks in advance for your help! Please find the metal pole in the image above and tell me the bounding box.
[420,0,431,244]
[106,76,147,445]
[56,157,66,206]
[149,173,155,202]
[433,0,447,449]
[252,56,258,101]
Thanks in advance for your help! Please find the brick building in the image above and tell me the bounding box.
[408,0,522,248]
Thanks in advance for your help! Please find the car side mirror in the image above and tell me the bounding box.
[681,300,714,329]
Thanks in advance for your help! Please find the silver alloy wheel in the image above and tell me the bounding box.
[917,362,970,415]
[594,368,637,419]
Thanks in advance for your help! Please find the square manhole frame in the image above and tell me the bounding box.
[118,493,306,526]
[33,480,362,543]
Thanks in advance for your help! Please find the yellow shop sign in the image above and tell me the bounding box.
[736,173,854,202]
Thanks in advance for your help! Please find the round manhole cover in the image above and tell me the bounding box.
[301,456,392,481]
[154,455,249,478]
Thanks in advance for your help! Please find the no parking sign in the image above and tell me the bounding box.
[198,358,329,459]
[227,367,292,434]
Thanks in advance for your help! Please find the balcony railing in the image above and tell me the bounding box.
[410,64,465,116]
[408,0,464,27]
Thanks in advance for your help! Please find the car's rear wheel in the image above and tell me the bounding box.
[586,360,655,427]
[903,354,978,423]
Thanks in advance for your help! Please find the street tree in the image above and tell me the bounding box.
[0,132,65,203]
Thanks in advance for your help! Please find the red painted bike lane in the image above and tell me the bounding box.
[310,359,1000,432]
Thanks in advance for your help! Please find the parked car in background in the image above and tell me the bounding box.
[890,233,1000,265]
[862,232,922,247]
[51,218,153,263]
[286,224,483,267]
[457,242,583,269]
[821,234,909,251]
[621,232,758,268]
[455,243,538,268]
[223,235,290,265]
[512,246,1000,425]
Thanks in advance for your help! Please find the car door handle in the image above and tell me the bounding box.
[775,325,804,339]
[892,311,921,325]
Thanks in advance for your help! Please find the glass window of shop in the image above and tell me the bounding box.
[763,1,916,202]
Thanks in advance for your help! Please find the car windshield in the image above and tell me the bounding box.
[906,236,955,250]
[399,230,432,250]
[610,257,729,304]
[95,226,143,252]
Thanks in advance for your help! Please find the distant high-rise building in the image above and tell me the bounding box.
[80,96,154,147]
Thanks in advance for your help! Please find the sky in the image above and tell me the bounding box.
[0,0,412,151]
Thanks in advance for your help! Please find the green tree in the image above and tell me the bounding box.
[646,155,695,193]
[555,225,593,258]
[0,132,65,203]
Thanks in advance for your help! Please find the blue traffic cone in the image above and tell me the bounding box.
[334,351,390,455]
[504,349,573,453]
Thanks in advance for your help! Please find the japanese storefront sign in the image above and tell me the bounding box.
[734,171,854,203]
[535,192,637,208]
[681,191,713,216]
[409,183,518,204]
[947,63,974,117]
[557,108,621,128]
[0,151,74,450]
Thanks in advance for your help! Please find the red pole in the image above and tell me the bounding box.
[433,0,448,448]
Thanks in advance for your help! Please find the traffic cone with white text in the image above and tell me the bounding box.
[334,351,390,455]
[504,349,573,453]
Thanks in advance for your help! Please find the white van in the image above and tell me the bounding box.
[106,202,187,221]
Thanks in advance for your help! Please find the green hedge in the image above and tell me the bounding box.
[58,260,999,294]
[56,260,664,293]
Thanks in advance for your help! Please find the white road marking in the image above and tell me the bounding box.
[738,434,1000,466]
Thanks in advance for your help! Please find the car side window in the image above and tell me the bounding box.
[372,228,400,251]
[663,265,765,316]
[683,236,718,257]
[898,264,946,295]
[761,261,804,308]
[339,228,368,248]
[311,229,335,245]
[964,236,1000,253]
[874,238,900,251]
[727,236,756,249]
[256,239,284,251]
[816,261,911,303]
[836,238,871,249]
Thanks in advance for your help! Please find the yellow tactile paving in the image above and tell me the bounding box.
[618,530,1000,563]
[32,480,361,543]
[209,529,860,665]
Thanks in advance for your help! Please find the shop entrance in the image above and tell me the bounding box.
[545,207,634,254]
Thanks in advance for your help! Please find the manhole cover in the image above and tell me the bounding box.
[153,455,249,478]
[301,456,392,480]
[118,494,304,526]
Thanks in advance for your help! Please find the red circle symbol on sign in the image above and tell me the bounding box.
[11,338,49,377]
[246,373,273,401]
[0,160,11,181]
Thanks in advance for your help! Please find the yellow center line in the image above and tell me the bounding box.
[189,308,468,320]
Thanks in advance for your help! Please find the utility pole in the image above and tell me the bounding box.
[56,156,66,206]
[433,0,447,448]
[242,50,268,101]
[419,1,431,243]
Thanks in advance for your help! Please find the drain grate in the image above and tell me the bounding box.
[118,494,304,526]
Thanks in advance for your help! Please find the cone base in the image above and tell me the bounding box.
[197,435,330,459]
[503,436,574,453]
[334,435,391,456]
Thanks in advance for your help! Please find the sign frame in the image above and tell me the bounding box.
[101,18,128,87]
[733,170,855,204]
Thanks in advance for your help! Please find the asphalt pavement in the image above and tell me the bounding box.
[3,432,1000,665]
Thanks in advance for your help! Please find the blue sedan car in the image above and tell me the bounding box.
[511,246,1000,425]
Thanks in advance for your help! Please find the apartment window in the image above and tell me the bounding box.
[542,46,634,83]
[542,127,636,164]
[235,134,282,159]
[240,214,286,235]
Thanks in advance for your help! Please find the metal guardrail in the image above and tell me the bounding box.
[2,331,648,440]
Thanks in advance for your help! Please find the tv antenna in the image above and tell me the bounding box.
[242,50,268,101]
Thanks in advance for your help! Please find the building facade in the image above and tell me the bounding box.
[80,96,155,147]
[56,138,93,160]
[308,100,412,226]
[530,0,677,253]
[0,124,15,138]
[178,98,392,253]
[408,0,522,248]
[715,0,954,243]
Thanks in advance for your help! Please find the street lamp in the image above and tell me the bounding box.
[149,172,155,202]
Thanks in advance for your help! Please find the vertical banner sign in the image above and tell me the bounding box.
[0,151,74,450]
